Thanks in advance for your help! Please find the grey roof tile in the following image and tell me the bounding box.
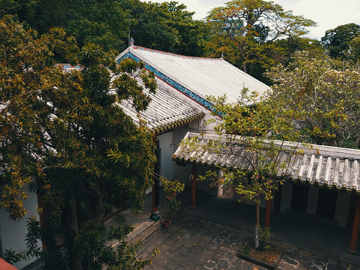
[173,132,360,193]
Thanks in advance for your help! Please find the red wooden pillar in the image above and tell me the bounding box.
[349,195,360,253]
[265,199,272,229]
[150,136,160,221]
[191,164,197,209]
[152,180,158,214]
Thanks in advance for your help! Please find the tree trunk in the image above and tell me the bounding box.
[68,181,82,270]
[255,196,260,249]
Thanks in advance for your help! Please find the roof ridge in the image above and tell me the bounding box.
[131,45,222,61]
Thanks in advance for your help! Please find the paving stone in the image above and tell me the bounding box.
[348,263,360,270]
[169,232,183,242]
[193,249,217,266]
[222,234,239,248]
[184,241,195,248]
[163,260,180,270]
[214,223,224,229]
[185,262,197,270]
[184,252,197,262]
[177,227,189,235]
[213,236,225,245]
[164,237,176,246]
[167,225,180,233]
[189,245,205,255]
[197,227,210,236]
[224,250,236,263]
[202,234,216,243]
[190,216,201,222]
[204,259,217,270]
[212,252,224,263]
[178,257,190,268]
[206,242,219,251]
[171,253,186,263]
[208,227,222,236]
[311,256,327,269]
[178,216,191,224]
[324,261,338,270]
[183,220,196,229]
[178,246,189,256]
[203,222,215,229]
[214,258,230,270]
[277,256,299,270]
[153,231,172,246]
[231,258,247,269]
[309,265,324,270]
[217,246,228,255]
[198,238,211,248]
[138,250,151,260]
[219,231,230,238]
[159,251,173,262]
[144,244,158,254]
[335,262,349,270]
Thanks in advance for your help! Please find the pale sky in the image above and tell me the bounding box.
[143,0,360,40]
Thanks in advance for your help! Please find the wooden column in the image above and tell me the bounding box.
[349,195,360,253]
[152,180,158,214]
[191,163,197,209]
[273,185,282,212]
[265,199,272,229]
[150,136,160,221]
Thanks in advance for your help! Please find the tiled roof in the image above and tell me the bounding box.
[54,63,205,134]
[119,78,204,134]
[116,46,270,111]
[172,132,360,193]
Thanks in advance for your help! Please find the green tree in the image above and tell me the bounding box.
[0,17,159,269]
[321,23,360,60]
[266,51,360,148]
[120,0,208,56]
[179,88,307,249]
[205,0,316,80]
[0,0,129,53]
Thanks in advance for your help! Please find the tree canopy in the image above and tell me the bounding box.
[266,51,360,148]
[0,17,159,269]
[180,87,308,248]
[204,0,317,82]
[321,23,360,60]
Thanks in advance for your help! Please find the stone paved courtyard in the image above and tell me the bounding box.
[135,212,360,270]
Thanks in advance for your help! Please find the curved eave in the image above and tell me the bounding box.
[151,112,205,135]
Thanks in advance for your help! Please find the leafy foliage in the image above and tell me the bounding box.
[0,0,129,54]
[120,0,208,56]
[180,87,309,248]
[0,17,159,269]
[266,51,360,148]
[321,23,360,60]
[161,177,185,220]
[205,0,316,81]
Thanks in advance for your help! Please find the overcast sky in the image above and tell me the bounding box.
[143,0,360,40]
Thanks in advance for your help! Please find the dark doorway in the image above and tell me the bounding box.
[316,188,337,219]
[291,184,309,213]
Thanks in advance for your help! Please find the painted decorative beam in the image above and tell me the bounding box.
[118,53,215,112]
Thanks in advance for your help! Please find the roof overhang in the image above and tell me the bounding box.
[173,132,360,193]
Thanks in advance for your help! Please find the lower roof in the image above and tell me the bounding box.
[119,78,204,134]
[173,132,360,193]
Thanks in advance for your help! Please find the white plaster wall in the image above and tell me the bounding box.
[334,192,351,227]
[0,189,40,269]
[280,182,293,212]
[196,166,222,197]
[158,131,174,181]
[306,187,319,215]
[172,126,193,185]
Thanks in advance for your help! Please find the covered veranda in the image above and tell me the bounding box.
[171,132,360,253]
